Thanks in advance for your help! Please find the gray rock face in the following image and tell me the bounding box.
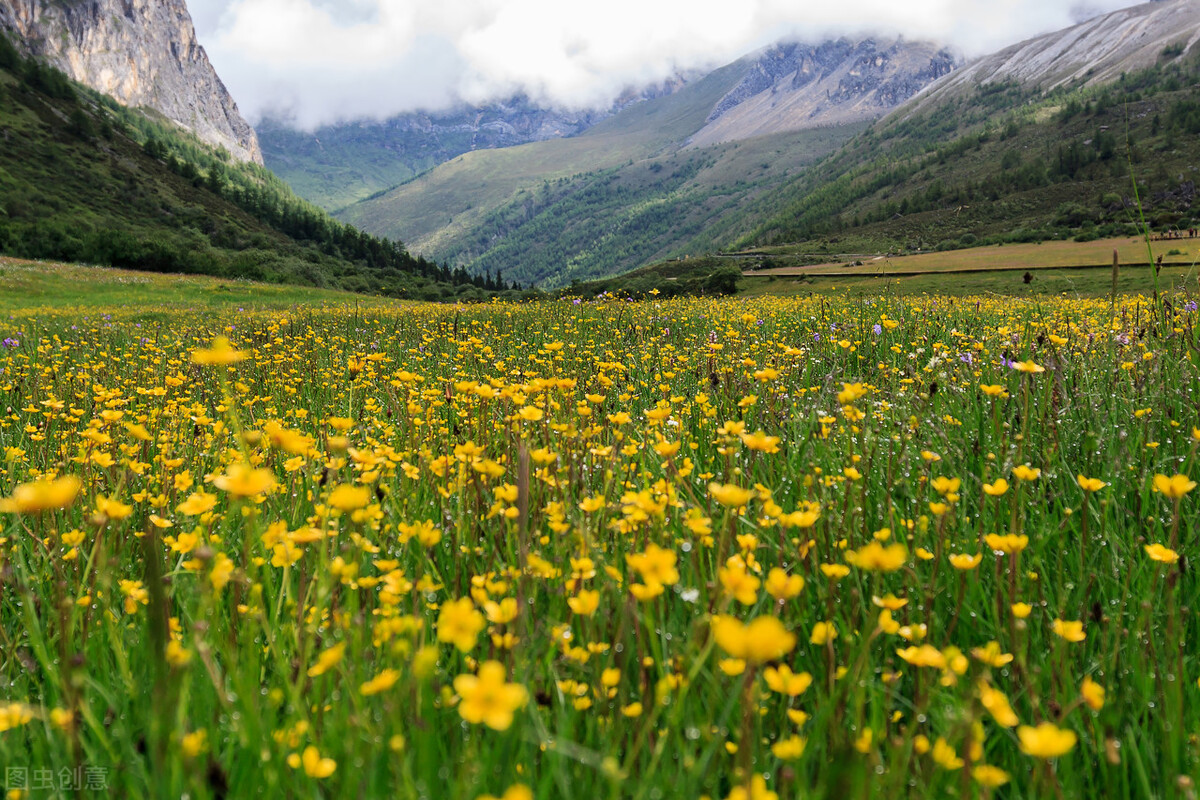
[900,0,1200,119]
[0,0,261,163]
[690,38,957,147]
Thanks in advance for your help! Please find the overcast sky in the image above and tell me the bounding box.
[188,0,1141,129]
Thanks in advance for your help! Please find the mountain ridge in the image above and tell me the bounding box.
[334,35,955,264]
[898,0,1200,119]
[258,77,691,211]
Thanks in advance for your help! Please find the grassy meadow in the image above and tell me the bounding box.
[1,266,1199,798]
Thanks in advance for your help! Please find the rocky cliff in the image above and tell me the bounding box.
[899,0,1200,118]
[0,0,261,163]
[688,38,957,148]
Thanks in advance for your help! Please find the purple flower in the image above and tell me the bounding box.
[872,324,882,336]
[960,353,974,365]
[1,337,18,348]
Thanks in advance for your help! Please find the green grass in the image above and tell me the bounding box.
[0,257,401,313]
[1,289,1198,799]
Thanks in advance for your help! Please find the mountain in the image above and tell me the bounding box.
[0,0,261,163]
[0,31,513,302]
[901,0,1200,117]
[737,0,1200,254]
[258,79,690,212]
[688,38,956,148]
[333,36,956,284]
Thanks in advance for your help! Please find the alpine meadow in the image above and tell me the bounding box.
[2,0,1200,799]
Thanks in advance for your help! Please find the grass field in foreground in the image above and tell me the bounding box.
[1,286,1198,799]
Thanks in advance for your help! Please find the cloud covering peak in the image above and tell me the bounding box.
[191,0,1143,129]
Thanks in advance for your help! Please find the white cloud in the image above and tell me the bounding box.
[191,0,1142,128]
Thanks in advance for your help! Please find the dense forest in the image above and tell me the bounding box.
[0,32,520,301]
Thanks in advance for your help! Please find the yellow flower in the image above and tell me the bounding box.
[763,665,812,696]
[725,775,778,800]
[567,590,600,616]
[360,669,402,696]
[713,615,797,663]
[845,541,907,572]
[984,533,1028,554]
[626,543,679,587]
[182,729,207,758]
[948,552,982,570]
[1011,465,1041,481]
[979,384,1008,398]
[454,661,528,731]
[972,765,1010,788]
[1081,676,1105,711]
[213,462,276,498]
[978,682,1019,727]
[0,702,34,732]
[1014,360,1045,374]
[896,645,945,669]
[982,478,1009,496]
[0,475,82,513]
[210,553,235,592]
[307,642,346,677]
[1144,543,1180,564]
[166,640,192,668]
[1153,473,1196,500]
[300,745,337,778]
[1077,475,1106,492]
[1051,618,1086,643]
[764,568,804,600]
[771,735,806,760]
[740,431,781,453]
[970,641,1013,668]
[932,738,963,770]
[1011,602,1033,619]
[437,598,486,652]
[328,484,370,512]
[709,482,756,508]
[177,491,218,516]
[579,496,605,513]
[809,620,837,647]
[191,336,247,365]
[517,406,543,422]
[95,495,133,521]
[483,597,519,625]
[477,784,534,800]
[1017,723,1077,758]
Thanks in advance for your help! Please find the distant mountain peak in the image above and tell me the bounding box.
[689,37,958,148]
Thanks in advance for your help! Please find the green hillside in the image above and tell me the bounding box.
[451,126,863,289]
[0,33,513,302]
[331,30,1198,291]
[255,117,436,212]
[336,58,751,253]
[735,49,1200,255]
